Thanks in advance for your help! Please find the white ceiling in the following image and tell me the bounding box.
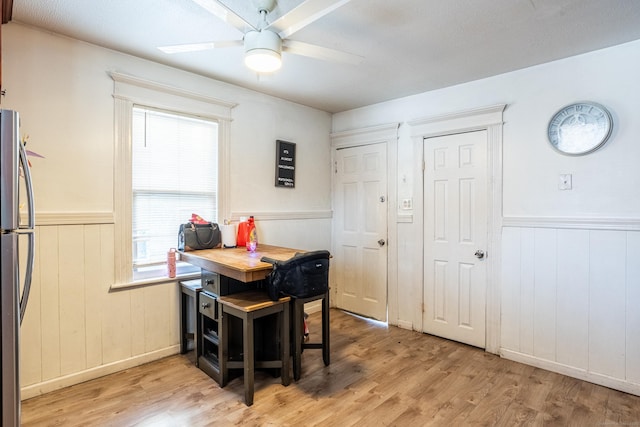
[10,0,640,113]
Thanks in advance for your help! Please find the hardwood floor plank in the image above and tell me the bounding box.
[604,388,640,426]
[21,309,640,426]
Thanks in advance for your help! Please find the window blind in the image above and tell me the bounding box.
[131,107,218,276]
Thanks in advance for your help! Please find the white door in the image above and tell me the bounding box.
[423,130,487,348]
[334,143,388,321]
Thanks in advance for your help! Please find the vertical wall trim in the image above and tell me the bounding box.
[218,116,232,222]
[486,121,504,353]
[411,131,425,332]
[387,125,400,325]
[113,96,133,284]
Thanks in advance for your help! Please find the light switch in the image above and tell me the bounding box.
[559,174,572,190]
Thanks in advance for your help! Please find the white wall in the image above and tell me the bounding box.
[333,39,640,395]
[334,39,640,217]
[3,23,332,397]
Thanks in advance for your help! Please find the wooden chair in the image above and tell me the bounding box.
[218,291,291,406]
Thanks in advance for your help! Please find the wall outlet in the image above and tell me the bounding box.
[559,174,572,190]
[401,198,413,209]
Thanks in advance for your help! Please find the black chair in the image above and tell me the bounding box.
[261,250,331,380]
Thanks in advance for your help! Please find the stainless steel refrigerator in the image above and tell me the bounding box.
[1,109,35,426]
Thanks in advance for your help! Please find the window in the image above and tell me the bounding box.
[111,71,234,288]
[131,107,218,281]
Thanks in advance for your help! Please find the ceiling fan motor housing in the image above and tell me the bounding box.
[244,30,282,55]
[244,30,282,72]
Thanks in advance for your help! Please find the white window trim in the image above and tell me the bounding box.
[110,72,236,289]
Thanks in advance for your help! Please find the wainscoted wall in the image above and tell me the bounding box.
[19,212,331,399]
[20,218,181,399]
[500,220,640,396]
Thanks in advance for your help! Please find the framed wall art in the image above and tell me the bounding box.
[275,140,296,188]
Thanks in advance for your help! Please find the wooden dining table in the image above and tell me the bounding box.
[178,244,302,283]
[177,244,303,387]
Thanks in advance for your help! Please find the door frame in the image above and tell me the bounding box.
[409,104,506,354]
[330,123,399,320]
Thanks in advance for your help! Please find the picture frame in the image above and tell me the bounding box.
[275,140,296,188]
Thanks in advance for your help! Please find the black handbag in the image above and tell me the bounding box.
[261,250,330,301]
[178,222,222,251]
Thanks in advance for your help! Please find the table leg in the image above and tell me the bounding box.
[293,300,303,381]
[322,292,330,366]
[193,291,201,367]
[220,309,229,387]
[244,313,255,406]
[282,301,290,386]
[180,291,188,354]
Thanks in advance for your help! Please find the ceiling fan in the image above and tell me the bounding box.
[158,0,363,73]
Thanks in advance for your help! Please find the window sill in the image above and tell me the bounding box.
[110,272,201,291]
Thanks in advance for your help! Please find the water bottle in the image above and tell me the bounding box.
[167,248,176,278]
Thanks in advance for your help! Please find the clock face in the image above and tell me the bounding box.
[547,102,613,155]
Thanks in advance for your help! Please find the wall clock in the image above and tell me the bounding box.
[547,101,613,155]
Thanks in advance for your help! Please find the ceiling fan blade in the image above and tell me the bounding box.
[192,0,256,33]
[158,40,243,54]
[267,0,352,39]
[282,39,363,65]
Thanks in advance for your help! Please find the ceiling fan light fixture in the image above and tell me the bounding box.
[245,49,282,73]
[244,30,282,73]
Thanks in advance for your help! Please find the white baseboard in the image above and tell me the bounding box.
[304,300,322,314]
[500,349,640,397]
[21,345,180,400]
[397,320,413,330]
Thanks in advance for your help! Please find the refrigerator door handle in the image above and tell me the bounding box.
[19,231,35,324]
[18,140,35,229]
[18,124,36,324]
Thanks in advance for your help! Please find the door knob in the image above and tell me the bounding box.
[378,239,386,246]
[474,250,485,259]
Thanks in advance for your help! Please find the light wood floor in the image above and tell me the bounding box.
[22,309,640,426]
